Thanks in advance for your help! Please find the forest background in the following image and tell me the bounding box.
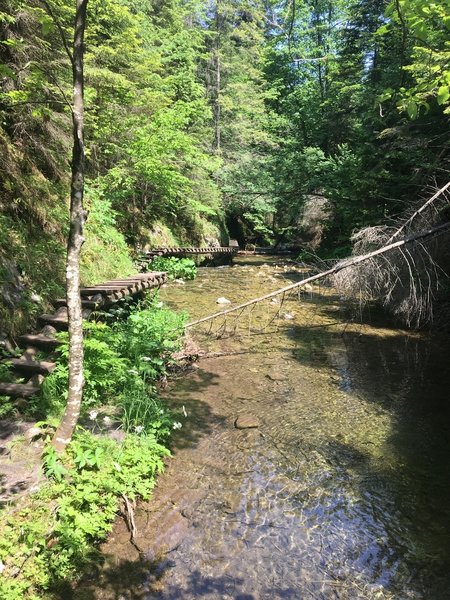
[1,0,450,338]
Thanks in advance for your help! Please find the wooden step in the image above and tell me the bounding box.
[54,298,103,309]
[0,382,40,398]
[7,358,56,375]
[80,286,126,296]
[38,314,69,330]
[18,334,61,350]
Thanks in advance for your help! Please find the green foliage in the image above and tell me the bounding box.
[119,377,173,438]
[0,294,185,597]
[39,296,186,419]
[0,0,226,338]
[149,256,197,280]
[0,431,169,597]
[263,0,450,248]
[383,0,450,116]
[81,184,135,285]
[121,300,187,378]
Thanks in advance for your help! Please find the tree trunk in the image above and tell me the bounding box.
[213,0,221,152]
[53,0,89,453]
[185,220,450,328]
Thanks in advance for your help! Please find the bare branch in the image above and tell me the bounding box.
[39,0,74,69]
[186,222,450,329]
[386,181,450,244]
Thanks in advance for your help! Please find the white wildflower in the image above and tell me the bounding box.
[88,410,98,420]
[128,369,139,375]
[182,405,187,418]
[134,425,144,434]
[156,301,164,308]
[172,421,182,430]
[159,409,165,414]
[103,416,112,426]
[113,462,121,472]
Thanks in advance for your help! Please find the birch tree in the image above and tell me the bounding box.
[46,0,89,452]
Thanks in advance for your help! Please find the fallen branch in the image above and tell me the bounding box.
[186,221,450,329]
[386,181,450,244]
[121,494,137,543]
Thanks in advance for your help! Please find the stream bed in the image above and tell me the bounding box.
[76,257,450,599]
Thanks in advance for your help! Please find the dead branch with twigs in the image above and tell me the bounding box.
[333,182,450,328]
[186,219,450,331]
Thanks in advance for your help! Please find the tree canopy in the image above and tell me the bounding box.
[1,0,449,288]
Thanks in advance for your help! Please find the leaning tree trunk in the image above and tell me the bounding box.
[53,0,89,453]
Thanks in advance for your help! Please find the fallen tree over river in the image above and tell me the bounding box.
[186,220,450,330]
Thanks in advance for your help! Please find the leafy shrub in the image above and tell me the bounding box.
[149,256,197,280]
[1,295,187,598]
[120,301,187,379]
[39,297,186,419]
[0,431,169,598]
[119,377,173,439]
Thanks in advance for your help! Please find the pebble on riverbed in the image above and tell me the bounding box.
[266,372,287,382]
[216,297,231,304]
[234,415,260,429]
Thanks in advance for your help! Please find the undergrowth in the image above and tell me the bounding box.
[148,256,197,281]
[0,294,187,598]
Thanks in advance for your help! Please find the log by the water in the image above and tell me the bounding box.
[186,221,450,329]
[386,181,450,244]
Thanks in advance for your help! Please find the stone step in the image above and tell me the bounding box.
[18,334,61,350]
[0,382,40,398]
[7,358,57,375]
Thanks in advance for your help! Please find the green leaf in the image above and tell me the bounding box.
[437,86,450,106]
[407,100,418,119]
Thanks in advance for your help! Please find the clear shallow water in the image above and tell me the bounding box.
[77,257,450,599]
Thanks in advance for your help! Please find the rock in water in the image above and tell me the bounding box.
[216,297,231,304]
[235,415,260,429]
[266,372,287,382]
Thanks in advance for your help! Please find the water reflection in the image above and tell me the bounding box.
[76,257,450,600]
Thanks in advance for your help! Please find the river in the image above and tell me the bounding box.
[75,256,450,599]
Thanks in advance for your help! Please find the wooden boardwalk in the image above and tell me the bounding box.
[0,271,166,400]
[142,246,238,260]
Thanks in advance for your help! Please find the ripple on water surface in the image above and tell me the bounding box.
[81,257,450,600]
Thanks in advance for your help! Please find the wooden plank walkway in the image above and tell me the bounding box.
[142,246,239,260]
[0,271,167,400]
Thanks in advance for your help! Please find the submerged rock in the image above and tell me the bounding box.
[266,372,287,382]
[235,415,260,429]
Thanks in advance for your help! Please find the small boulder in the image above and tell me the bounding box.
[216,297,231,305]
[235,415,260,429]
[24,426,43,442]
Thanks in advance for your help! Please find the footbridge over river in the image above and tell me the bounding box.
[140,245,239,261]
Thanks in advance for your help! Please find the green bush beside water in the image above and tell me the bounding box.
[149,256,197,281]
[0,295,187,599]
